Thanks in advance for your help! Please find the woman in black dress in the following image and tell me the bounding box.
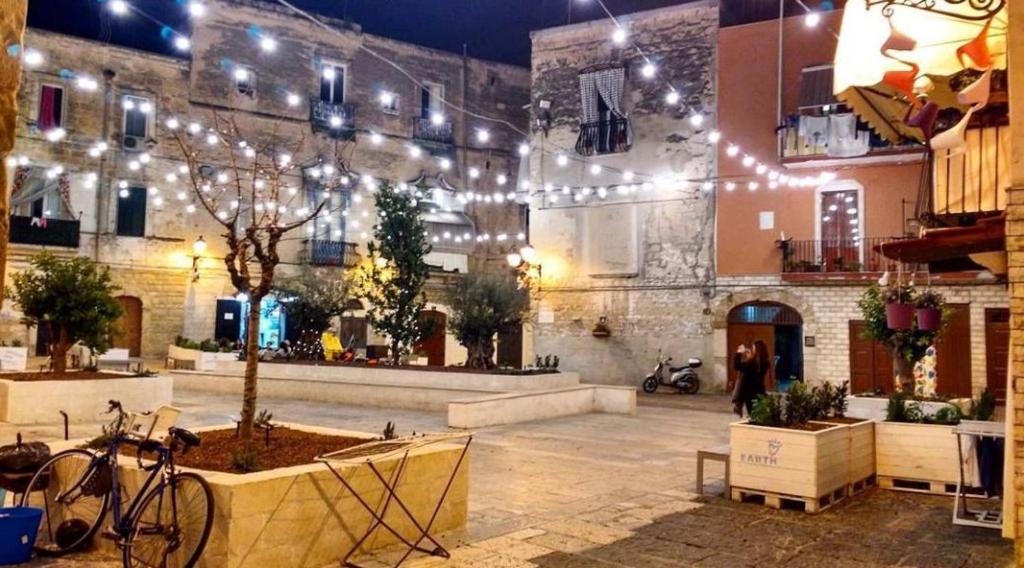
[732,339,770,417]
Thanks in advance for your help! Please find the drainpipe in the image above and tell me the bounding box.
[776,0,784,159]
[94,69,116,262]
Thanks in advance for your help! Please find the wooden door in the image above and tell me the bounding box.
[727,323,776,391]
[849,320,894,394]
[497,325,523,369]
[985,308,1009,402]
[415,310,446,366]
[935,303,971,398]
[114,296,143,357]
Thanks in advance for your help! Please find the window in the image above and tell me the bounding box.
[10,166,73,219]
[116,186,146,237]
[799,65,836,111]
[122,95,151,140]
[37,84,64,130]
[816,184,862,271]
[308,183,348,241]
[576,66,631,155]
[420,81,444,119]
[320,63,345,105]
[382,94,400,115]
[235,66,255,97]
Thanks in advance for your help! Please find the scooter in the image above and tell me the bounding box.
[642,351,702,394]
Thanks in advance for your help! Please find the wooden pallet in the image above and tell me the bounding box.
[877,475,987,496]
[731,485,846,514]
[849,474,877,497]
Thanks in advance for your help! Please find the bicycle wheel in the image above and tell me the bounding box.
[123,471,214,568]
[20,448,110,555]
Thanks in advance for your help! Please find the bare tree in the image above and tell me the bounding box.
[170,113,346,447]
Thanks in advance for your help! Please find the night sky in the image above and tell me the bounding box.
[26,0,705,67]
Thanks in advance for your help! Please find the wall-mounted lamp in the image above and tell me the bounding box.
[507,245,542,291]
[191,235,207,282]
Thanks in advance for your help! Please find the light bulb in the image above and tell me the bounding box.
[430,112,445,126]
[804,12,821,27]
[708,130,721,143]
[259,36,277,52]
[439,158,451,170]
[165,117,180,130]
[322,67,336,80]
[622,170,635,182]
[469,167,480,179]
[329,115,342,127]
[556,154,568,167]
[187,1,206,17]
[233,67,249,81]
[286,93,300,106]
[748,182,759,191]
[518,143,530,156]
[589,164,602,175]
[408,145,422,158]
[369,132,383,145]
[724,182,736,192]
[641,62,656,78]
[174,36,191,51]
[611,28,627,44]
[109,0,129,15]
[665,91,680,105]
[23,49,43,67]
[379,91,394,106]
[689,113,704,127]
[476,129,490,143]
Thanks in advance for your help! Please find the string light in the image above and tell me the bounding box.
[556,154,568,167]
[286,93,301,106]
[173,36,191,51]
[804,12,821,28]
[611,28,627,44]
[517,143,530,156]
[665,91,680,105]
[430,112,445,126]
[369,131,383,145]
[109,0,129,16]
[23,49,43,67]
[259,36,277,52]
[641,62,656,78]
[187,1,206,17]
[476,129,490,143]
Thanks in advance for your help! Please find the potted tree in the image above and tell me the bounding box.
[858,284,945,392]
[445,272,530,369]
[809,381,875,494]
[915,289,944,331]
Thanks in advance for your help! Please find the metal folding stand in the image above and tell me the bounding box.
[316,433,473,568]
[953,420,1004,529]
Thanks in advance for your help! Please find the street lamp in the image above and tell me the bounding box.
[191,236,207,282]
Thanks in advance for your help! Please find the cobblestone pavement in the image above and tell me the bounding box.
[4,390,1013,567]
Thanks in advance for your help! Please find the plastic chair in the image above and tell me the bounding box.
[322,332,343,361]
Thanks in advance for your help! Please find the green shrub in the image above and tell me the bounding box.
[750,394,784,427]
[785,382,817,425]
[885,392,911,422]
[831,381,849,417]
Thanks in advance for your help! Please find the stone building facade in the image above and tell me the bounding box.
[2,0,530,361]
[525,2,719,385]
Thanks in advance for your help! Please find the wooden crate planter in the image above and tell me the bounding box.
[729,421,849,513]
[812,418,876,494]
[875,421,960,494]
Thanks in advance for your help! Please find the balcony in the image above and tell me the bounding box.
[303,239,359,268]
[412,117,454,151]
[310,99,356,140]
[575,117,631,156]
[9,215,80,248]
[779,237,921,282]
[778,112,925,168]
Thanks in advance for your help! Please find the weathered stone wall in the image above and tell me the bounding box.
[5,4,530,358]
[527,2,719,385]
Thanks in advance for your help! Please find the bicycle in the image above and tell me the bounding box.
[20,400,214,567]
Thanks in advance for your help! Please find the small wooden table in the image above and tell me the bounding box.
[697,444,730,496]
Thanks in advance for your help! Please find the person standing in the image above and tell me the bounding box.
[732,339,770,417]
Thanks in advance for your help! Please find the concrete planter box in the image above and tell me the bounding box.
[845,395,956,421]
[730,420,849,512]
[875,421,960,492]
[812,419,875,490]
[0,373,172,424]
[101,423,469,568]
[0,347,28,371]
[168,345,238,371]
[447,385,636,428]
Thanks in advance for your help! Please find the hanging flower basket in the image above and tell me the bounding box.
[915,289,945,332]
[885,303,914,330]
[916,308,941,331]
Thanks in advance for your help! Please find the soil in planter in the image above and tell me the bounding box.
[175,427,368,473]
[817,416,868,425]
[1,371,143,382]
[746,422,835,432]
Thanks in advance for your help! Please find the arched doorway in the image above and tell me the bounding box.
[727,301,803,390]
[114,296,143,357]
[415,310,446,366]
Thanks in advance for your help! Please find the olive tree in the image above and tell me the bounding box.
[273,265,354,359]
[7,253,123,372]
[446,272,529,369]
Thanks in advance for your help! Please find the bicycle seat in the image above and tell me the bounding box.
[170,427,201,449]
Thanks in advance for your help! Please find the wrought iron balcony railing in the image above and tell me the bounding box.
[779,237,919,274]
[778,112,923,163]
[575,117,631,156]
[310,99,356,138]
[304,239,359,268]
[9,215,80,248]
[412,117,454,147]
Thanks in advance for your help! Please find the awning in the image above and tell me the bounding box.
[833,0,1008,143]
[876,214,1004,267]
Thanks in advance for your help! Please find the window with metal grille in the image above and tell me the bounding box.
[122,95,150,139]
[320,63,345,105]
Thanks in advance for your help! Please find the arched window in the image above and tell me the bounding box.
[727,301,803,326]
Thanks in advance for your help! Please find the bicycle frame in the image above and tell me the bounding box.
[104,434,176,541]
